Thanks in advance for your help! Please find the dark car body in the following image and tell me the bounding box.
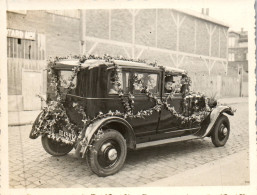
[51,60,202,143]
[30,58,234,176]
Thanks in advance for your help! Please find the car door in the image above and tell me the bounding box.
[158,74,187,133]
[126,70,161,137]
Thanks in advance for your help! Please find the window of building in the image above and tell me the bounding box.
[228,53,235,61]
[239,42,248,48]
[228,37,236,47]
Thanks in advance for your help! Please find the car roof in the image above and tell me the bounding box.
[54,59,187,75]
[163,66,187,75]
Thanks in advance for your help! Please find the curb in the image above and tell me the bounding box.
[217,98,248,105]
[8,121,34,127]
[218,101,248,105]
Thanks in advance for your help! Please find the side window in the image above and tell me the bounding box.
[108,70,130,95]
[164,75,182,94]
[173,75,182,93]
[133,72,158,94]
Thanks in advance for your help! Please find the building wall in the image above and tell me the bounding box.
[83,9,228,76]
[7,9,231,111]
[7,11,80,58]
[229,47,248,62]
[227,31,248,81]
[7,10,81,110]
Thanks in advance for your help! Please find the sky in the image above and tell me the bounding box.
[186,0,253,32]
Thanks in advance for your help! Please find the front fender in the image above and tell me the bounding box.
[202,106,233,137]
[76,116,135,158]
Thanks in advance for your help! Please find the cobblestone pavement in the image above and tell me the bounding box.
[9,102,249,188]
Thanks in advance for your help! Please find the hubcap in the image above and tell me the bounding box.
[218,124,228,141]
[222,127,228,136]
[108,148,118,161]
[98,140,121,168]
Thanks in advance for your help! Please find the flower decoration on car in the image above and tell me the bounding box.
[34,54,234,145]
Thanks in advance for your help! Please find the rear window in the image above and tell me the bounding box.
[58,70,77,89]
[108,71,130,95]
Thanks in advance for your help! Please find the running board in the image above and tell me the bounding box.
[136,135,200,149]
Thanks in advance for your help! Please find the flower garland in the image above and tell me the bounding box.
[31,100,78,145]
[33,58,83,144]
[34,54,232,147]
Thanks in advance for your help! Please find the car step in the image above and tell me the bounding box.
[136,135,200,149]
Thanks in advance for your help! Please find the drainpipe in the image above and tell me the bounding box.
[80,10,86,55]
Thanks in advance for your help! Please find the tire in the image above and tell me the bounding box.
[41,135,74,156]
[211,114,230,147]
[86,129,127,177]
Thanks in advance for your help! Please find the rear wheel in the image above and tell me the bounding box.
[87,129,127,177]
[41,135,74,156]
[211,114,230,147]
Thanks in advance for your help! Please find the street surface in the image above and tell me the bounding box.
[9,102,249,188]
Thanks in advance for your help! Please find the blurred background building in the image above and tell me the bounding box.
[228,29,248,97]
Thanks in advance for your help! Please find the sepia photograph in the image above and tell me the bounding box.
[1,0,256,194]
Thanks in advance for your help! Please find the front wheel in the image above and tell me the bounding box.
[86,129,127,177]
[211,114,230,147]
[41,135,74,156]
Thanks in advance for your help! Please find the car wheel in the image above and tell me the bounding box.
[86,129,127,177]
[41,135,74,156]
[211,114,230,147]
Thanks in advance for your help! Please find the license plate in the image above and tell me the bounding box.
[59,130,76,140]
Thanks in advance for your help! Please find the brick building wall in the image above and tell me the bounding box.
[7,11,80,57]
[7,9,233,111]
[83,9,229,76]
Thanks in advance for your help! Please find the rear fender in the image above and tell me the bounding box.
[202,106,233,137]
[76,116,136,158]
[29,111,44,139]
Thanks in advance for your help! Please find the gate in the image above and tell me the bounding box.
[8,58,47,111]
[22,69,42,110]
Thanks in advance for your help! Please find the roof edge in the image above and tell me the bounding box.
[173,8,229,28]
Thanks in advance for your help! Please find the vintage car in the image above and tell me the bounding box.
[30,57,234,177]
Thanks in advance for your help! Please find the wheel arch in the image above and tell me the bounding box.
[29,111,44,139]
[78,116,136,158]
[202,106,233,137]
[101,120,136,149]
